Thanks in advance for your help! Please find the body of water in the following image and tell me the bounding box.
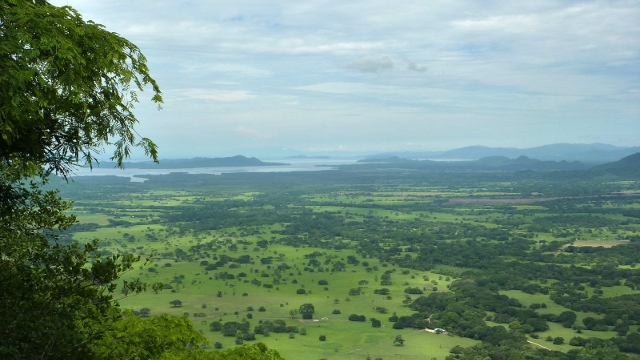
[70,158,359,182]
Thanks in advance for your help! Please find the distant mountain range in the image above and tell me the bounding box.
[365,143,640,164]
[95,155,287,169]
[354,152,640,178]
[357,155,588,171]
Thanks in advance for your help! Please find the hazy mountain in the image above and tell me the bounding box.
[95,155,287,169]
[366,143,640,163]
[354,155,586,171]
[593,152,640,177]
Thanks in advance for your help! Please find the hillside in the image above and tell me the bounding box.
[593,152,640,177]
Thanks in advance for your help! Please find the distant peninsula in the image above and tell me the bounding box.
[95,155,288,169]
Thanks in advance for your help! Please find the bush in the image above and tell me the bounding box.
[319,335,326,341]
[332,309,341,314]
[302,313,313,320]
[296,288,306,294]
[570,337,587,347]
[404,287,423,294]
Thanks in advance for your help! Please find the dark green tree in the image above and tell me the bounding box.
[0,1,281,359]
[299,303,315,318]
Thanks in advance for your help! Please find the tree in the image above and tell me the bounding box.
[0,2,282,359]
[89,311,205,358]
[289,309,298,319]
[299,303,315,318]
[393,335,405,346]
[170,299,183,307]
[0,1,161,176]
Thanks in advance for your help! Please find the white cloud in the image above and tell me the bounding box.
[176,89,254,102]
[234,126,273,138]
[49,0,640,153]
[180,63,272,78]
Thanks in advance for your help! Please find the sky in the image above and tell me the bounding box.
[51,0,639,158]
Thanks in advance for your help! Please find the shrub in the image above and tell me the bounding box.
[404,287,423,294]
[319,335,326,341]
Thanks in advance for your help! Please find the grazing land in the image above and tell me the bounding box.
[54,164,640,359]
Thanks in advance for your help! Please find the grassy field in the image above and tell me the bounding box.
[58,174,640,359]
[111,239,467,360]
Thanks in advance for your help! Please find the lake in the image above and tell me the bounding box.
[70,158,359,182]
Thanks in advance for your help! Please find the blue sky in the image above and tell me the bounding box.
[51,0,639,158]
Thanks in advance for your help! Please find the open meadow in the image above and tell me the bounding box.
[56,168,640,359]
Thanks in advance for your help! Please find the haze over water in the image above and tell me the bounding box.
[70,158,359,182]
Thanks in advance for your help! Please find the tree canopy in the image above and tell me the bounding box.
[0,0,161,176]
[0,1,281,359]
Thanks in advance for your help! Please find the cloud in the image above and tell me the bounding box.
[177,89,254,102]
[49,0,640,153]
[346,55,394,73]
[405,60,426,72]
[234,126,273,139]
[180,63,272,78]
